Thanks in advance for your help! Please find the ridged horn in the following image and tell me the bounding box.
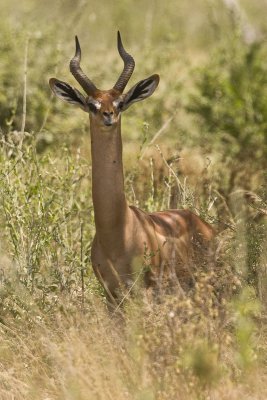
[69,36,97,96]
[113,31,135,93]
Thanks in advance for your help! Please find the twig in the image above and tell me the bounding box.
[19,36,29,151]
[38,92,54,133]
[80,221,85,309]
[155,144,185,200]
[112,267,145,314]
[140,114,175,160]
[213,189,235,224]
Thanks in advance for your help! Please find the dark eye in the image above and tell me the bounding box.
[88,103,97,113]
[117,101,124,110]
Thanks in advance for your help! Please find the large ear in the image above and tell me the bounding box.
[121,74,159,111]
[49,78,88,111]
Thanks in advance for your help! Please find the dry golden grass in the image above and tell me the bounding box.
[0,278,266,400]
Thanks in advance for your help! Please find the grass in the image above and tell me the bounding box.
[0,0,266,399]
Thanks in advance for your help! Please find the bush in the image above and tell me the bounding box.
[187,34,267,166]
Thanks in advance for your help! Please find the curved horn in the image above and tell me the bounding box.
[69,36,97,96]
[113,31,135,93]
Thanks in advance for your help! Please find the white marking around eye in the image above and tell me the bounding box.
[94,101,101,110]
[88,97,101,110]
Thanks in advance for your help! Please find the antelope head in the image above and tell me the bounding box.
[49,32,160,128]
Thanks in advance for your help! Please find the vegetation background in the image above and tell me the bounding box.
[0,0,266,399]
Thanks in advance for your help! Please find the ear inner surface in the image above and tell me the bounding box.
[122,74,160,111]
[130,78,155,99]
[49,78,88,110]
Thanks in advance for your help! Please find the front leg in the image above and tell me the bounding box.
[91,236,121,304]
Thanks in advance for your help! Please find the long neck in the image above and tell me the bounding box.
[90,115,128,245]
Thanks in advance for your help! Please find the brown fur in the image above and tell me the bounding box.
[89,115,216,306]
